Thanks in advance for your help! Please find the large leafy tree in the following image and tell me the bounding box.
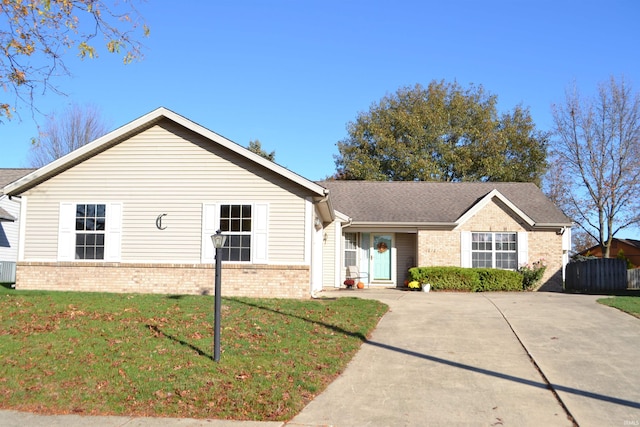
[549,76,640,258]
[0,0,148,120]
[334,81,548,185]
[28,103,110,167]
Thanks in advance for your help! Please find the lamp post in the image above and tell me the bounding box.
[211,229,227,362]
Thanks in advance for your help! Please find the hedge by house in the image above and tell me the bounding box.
[408,266,524,292]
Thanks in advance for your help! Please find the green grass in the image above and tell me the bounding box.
[598,296,640,318]
[0,290,387,421]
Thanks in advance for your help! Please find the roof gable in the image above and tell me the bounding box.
[454,189,535,228]
[3,108,328,201]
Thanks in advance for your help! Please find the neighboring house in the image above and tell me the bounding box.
[0,169,36,283]
[2,107,572,297]
[578,238,640,268]
[318,181,572,291]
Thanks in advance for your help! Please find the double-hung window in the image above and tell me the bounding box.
[219,204,252,262]
[344,232,358,267]
[201,203,268,264]
[75,204,106,260]
[471,232,517,269]
[58,202,121,262]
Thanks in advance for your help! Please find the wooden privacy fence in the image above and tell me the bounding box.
[565,258,627,292]
[628,269,640,290]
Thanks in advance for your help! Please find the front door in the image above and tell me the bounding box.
[372,234,392,281]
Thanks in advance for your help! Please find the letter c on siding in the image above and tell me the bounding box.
[156,213,167,230]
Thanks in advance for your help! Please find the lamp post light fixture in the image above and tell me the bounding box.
[211,229,227,362]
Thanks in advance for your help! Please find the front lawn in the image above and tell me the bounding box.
[0,291,387,421]
[597,296,640,318]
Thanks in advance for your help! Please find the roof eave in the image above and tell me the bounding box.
[347,221,455,229]
[533,223,573,229]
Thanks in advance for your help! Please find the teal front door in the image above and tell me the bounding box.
[372,234,392,281]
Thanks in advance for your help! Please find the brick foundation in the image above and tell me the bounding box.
[15,262,311,299]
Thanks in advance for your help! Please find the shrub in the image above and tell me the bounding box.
[408,266,524,292]
[408,266,481,291]
[476,268,523,292]
[519,259,547,290]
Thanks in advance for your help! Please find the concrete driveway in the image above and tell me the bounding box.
[289,289,640,427]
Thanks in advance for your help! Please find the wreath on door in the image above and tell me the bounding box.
[377,241,388,253]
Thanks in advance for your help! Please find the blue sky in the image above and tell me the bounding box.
[2,0,640,182]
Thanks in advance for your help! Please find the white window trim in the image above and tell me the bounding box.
[201,202,269,264]
[461,231,527,270]
[343,232,358,268]
[57,202,122,262]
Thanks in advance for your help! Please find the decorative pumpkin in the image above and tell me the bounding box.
[357,282,365,289]
[344,279,355,288]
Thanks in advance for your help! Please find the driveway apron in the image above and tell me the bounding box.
[289,290,640,427]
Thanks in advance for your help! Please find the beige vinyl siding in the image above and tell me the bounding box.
[21,120,309,264]
[322,221,337,287]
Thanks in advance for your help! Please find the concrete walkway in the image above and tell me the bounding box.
[2,290,640,426]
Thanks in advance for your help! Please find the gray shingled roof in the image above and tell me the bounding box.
[317,181,572,226]
[0,168,35,193]
[0,169,34,221]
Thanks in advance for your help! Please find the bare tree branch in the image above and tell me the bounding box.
[0,0,148,121]
[28,103,111,167]
[548,76,640,257]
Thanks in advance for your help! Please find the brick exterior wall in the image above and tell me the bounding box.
[15,262,311,299]
[416,198,565,291]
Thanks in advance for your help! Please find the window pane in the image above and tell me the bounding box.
[472,252,492,268]
[241,235,251,247]
[496,253,517,269]
[344,233,357,250]
[86,218,95,231]
[86,234,95,245]
[230,247,240,260]
[231,205,240,218]
[96,218,106,231]
[241,248,250,261]
[96,234,105,245]
[96,247,105,260]
[96,204,106,217]
[220,219,230,232]
[242,219,251,232]
[75,219,84,231]
[345,252,356,267]
[76,205,86,217]
[231,219,240,232]
[220,205,230,218]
